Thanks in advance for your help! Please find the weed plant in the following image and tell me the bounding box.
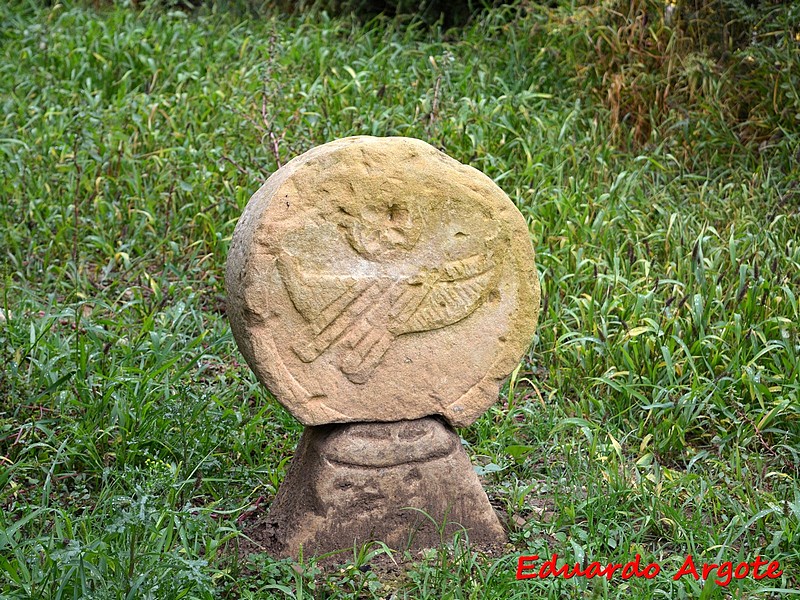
[0,0,798,598]
[565,0,800,149]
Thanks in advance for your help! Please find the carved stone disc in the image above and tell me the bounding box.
[226,136,540,426]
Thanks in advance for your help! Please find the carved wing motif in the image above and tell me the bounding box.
[278,250,501,384]
[392,253,501,335]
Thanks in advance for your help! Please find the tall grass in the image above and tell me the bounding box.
[563,0,800,151]
[1,1,798,598]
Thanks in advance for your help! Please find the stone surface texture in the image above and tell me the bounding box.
[255,418,506,557]
[226,136,540,427]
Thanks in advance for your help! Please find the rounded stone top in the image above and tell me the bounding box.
[225,136,540,427]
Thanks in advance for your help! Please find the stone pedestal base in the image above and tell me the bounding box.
[258,417,506,558]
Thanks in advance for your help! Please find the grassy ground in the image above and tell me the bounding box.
[1,1,799,598]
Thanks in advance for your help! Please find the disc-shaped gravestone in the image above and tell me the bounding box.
[226,136,539,427]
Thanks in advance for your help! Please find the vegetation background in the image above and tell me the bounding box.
[1,0,798,597]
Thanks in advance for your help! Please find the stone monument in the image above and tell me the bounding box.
[226,136,540,558]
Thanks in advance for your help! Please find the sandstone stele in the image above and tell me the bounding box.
[226,136,540,427]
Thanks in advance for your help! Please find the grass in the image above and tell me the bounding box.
[1,0,798,597]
